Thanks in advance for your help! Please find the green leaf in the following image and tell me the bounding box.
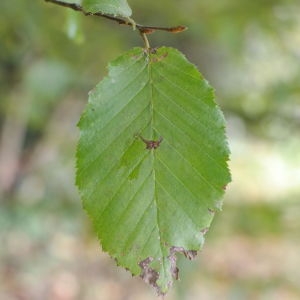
[76,47,231,295]
[82,0,132,17]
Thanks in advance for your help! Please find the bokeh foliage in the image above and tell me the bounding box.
[0,0,300,299]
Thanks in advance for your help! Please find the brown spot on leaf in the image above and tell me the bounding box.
[131,53,144,61]
[139,257,161,295]
[185,250,198,260]
[139,247,199,295]
[139,135,163,150]
[149,47,158,54]
[169,246,198,280]
[168,249,179,280]
[200,227,209,235]
[151,52,168,63]
[208,208,216,214]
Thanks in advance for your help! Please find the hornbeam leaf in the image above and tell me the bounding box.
[76,47,231,295]
[82,0,132,17]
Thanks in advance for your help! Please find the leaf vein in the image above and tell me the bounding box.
[154,108,226,171]
[153,84,224,149]
[121,199,155,254]
[153,67,212,112]
[80,103,150,177]
[110,169,153,236]
[155,135,220,194]
[155,178,199,228]
[88,62,148,129]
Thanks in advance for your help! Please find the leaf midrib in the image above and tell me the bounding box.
[148,58,167,278]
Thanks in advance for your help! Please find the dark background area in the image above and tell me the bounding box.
[1,0,300,299]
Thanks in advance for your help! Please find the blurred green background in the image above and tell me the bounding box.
[1,0,300,299]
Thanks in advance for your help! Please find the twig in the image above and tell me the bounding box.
[44,0,187,46]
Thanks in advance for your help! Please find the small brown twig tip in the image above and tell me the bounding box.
[170,25,188,33]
